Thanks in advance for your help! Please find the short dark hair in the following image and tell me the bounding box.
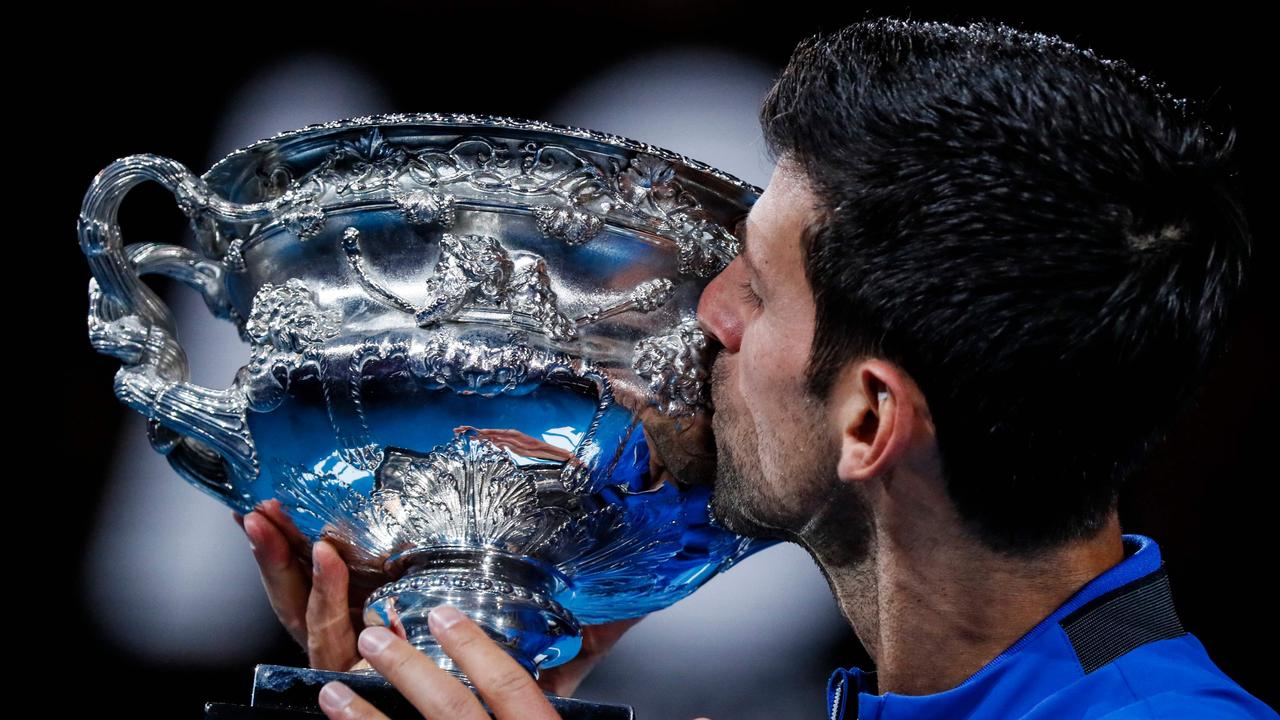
[760,18,1252,556]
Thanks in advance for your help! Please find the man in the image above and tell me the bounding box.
[236,18,1276,719]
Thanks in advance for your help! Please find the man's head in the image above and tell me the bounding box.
[697,18,1251,558]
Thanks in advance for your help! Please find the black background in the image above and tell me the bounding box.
[44,2,1276,715]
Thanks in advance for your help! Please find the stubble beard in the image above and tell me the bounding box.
[706,354,875,563]
[708,413,790,541]
[706,353,812,543]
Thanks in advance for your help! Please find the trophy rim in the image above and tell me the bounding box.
[201,111,765,196]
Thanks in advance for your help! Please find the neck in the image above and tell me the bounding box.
[806,489,1125,696]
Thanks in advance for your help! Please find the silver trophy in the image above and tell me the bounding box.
[79,113,769,718]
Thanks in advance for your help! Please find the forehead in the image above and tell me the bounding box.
[743,162,822,262]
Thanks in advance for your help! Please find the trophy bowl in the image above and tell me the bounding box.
[79,113,770,711]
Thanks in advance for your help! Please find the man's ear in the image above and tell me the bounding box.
[832,360,924,484]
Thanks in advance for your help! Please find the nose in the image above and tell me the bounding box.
[696,257,745,353]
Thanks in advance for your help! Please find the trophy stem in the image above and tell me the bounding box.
[363,547,582,679]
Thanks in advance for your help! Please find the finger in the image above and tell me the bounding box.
[243,511,312,649]
[318,681,390,720]
[537,616,643,697]
[307,539,360,671]
[357,626,490,720]
[428,606,560,720]
[584,616,643,651]
[256,499,313,560]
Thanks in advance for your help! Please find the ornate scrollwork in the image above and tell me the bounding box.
[410,332,545,395]
[278,431,571,559]
[378,437,543,547]
[241,278,341,411]
[253,122,741,276]
[392,187,457,227]
[576,278,676,326]
[533,204,604,245]
[222,237,246,274]
[632,315,714,418]
[271,188,326,241]
[220,113,759,199]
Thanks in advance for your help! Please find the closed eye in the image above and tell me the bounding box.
[738,279,763,309]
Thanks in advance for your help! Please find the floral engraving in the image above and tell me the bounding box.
[533,204,604,245]
[257,126,740,276]
[392,187,457,227]
[241,278,341,411]
[632,315,713,418]
[272,188,326,240]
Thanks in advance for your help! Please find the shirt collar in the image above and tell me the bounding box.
[826,533,1162,720]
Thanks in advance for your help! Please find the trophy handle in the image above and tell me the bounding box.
[79,154,273,510]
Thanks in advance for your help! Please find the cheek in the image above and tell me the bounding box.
[734,360,785,472]
[739,315,808,400]
[739,322,817,474]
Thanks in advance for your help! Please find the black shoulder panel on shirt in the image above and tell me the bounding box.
[1058,564,1187,674]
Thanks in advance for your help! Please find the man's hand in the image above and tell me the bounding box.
[317,606,561,719]
[235,503,641,691]
[321,614,713,720]
[535,615,640,697]
[235,500,373,671]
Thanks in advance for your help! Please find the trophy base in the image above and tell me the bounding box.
[204,664,634,719]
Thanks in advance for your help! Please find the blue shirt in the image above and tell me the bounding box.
[826,534,1277,719]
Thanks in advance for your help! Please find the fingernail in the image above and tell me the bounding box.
[359,626,395,656]
[429,605,464,631]
[312,543,323,576]
[318,681,354,712]
[242,516,261,553]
